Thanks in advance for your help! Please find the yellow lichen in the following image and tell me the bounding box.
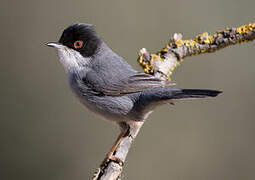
[236,23,255,34]
[138,22,255,79]
[216,29,224,34]
[175,39,184,47]
[183,40,196,47]
[204,35,214,44]
[137,56,143,64]
[150,54,160,62]
[137,54,152,74]
[193,32,214,44]
[201,48,207,53]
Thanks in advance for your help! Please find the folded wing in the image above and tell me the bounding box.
[78,71,175,96]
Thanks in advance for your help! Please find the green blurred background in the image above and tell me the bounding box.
[1,0,255,179]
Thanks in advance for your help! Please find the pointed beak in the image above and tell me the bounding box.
[45,42,65,49]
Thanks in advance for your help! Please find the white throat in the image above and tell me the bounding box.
[57,47,90,73]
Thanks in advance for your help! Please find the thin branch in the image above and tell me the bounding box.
[137,23,255,80]
[93,122,144,180]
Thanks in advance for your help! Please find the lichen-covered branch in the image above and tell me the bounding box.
[138,23,255,80]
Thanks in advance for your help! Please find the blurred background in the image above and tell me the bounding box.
[1,0,255,179]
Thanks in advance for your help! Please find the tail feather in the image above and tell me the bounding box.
[133,88,222,117]
[172,89,222,99]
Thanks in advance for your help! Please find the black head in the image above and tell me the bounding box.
[59,23,102,57]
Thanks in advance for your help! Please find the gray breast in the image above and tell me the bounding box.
[68,72,135,123]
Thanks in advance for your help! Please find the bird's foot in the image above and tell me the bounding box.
[100,153,124,169]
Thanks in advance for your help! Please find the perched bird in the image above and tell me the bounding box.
[46,23,221,167]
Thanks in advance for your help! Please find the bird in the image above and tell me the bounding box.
[46,23,222,168]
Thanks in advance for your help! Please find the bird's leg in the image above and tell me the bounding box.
[100,125,129,168]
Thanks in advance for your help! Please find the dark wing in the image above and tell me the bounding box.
[78,71,175,96]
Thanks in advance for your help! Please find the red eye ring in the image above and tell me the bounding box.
[73,40,83,49]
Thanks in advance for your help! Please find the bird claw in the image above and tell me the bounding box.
[100,154,124,169]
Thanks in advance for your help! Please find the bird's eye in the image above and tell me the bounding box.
[73,40,83,49]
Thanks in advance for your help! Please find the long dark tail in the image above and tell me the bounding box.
[171,89,222,99]
[133,88,222,118]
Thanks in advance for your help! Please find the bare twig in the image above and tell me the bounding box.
[93,122,144,180]
[93,23,255,179]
